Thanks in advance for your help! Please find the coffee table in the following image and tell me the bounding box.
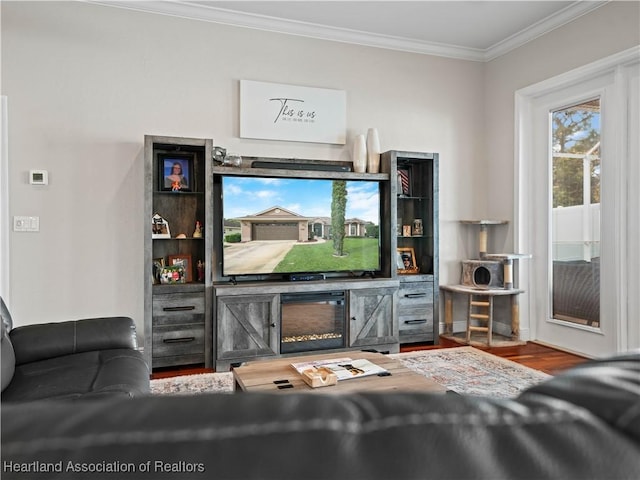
[232,351,446,394]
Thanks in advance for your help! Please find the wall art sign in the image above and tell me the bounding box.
[240,80,346,144]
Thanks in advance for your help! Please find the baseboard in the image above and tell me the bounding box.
[530,340,593,359]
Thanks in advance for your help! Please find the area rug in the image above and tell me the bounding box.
[390,346,550,398]
[150,372,235,395]
[150,347,550,398]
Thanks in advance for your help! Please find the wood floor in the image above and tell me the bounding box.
[401,337,589,375]
[152,338,588,379]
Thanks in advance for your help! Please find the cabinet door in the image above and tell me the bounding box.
[216,294,279,361]
[349,287,397,347]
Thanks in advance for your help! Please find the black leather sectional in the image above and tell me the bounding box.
[1,297,149,401]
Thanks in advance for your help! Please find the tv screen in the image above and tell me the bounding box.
[221,176,381,277]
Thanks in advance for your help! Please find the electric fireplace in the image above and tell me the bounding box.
[280,291,346,354]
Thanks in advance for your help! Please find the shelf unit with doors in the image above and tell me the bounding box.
[143,135,213,370]
[384,150,439,344]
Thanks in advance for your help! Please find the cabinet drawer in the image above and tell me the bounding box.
[398,282,433,332]
[398,282,433,306]
[152,324,205,358]
[153,293,205,326]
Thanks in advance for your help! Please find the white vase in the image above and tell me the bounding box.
[352,134,367,173]
[366,128,381,173]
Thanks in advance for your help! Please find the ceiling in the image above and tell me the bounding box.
[93,1,608,61]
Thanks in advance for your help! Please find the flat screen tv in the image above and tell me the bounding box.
[221,175,381,278]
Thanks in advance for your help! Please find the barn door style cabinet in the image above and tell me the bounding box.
[144,135,213,369]
[216,293,280,364]
[349,286,398,348]
[385,151,440,344]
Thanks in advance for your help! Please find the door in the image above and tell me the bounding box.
[517,50,638,356]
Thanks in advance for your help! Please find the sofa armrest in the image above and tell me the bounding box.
[9,317,138,365]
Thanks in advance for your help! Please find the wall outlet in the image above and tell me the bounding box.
[13,216,39,232]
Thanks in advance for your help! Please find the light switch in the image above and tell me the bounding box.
[13,216,40,232]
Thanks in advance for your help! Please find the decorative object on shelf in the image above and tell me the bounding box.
[402,225,412,237]
[197,260,205,282]
[240,80,347,145]
[397,218,403,237]
[366,128,381,173]
[193,221,203,238]
[397,167,411,196]
[352,134,367,173]
[175,233,187,239]
[212,146,227,165]
[168,254,193,283]
[159,153,193,192]
[151,213,171,239]
[223,154,242,167]
[397,247,419,274]
[159,264,186,284]
[413,219,423,236]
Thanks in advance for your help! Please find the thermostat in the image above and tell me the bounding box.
[29,170,48,185]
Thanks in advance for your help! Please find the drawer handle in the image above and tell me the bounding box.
[162,305,196,312]
[404,293,427,298]
[163,337,195,344]
[404,319,427,325]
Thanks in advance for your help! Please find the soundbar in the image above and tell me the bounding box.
[288,273,326,282]
[252,161,352,172]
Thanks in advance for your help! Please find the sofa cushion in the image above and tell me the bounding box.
[1,349,149,402]
[9,317,139,365]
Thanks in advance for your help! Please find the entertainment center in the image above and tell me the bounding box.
[143,135,439,371]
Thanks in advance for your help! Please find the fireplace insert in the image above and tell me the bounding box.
[280,291,346,354]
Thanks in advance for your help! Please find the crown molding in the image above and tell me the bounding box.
[485,1,608,61]
[87,1,608,63]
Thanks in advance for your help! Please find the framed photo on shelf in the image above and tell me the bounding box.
[152,257,165,284]
[168,254,193,282]
[397,166,411,197]
[159,153,194,192]
[151,213,171,239]
[397,247,419,274]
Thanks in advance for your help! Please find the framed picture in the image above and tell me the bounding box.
[159,153,194,192]
[151,213,171,239]
[240,80,347,144]
[397,167,411,197]
[168,254,193,282]
[152,257,165,284]
[397,247,419,274]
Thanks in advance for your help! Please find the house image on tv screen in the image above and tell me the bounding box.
[235,206,370,242]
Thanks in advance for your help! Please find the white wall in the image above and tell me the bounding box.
[1,2,484,340]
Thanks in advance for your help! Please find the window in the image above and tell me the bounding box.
[551,99,601,327]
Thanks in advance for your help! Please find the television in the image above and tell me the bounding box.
[221,175,381,278]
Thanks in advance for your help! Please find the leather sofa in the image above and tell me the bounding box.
[1,297,149,402]
[2,349,638,479]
